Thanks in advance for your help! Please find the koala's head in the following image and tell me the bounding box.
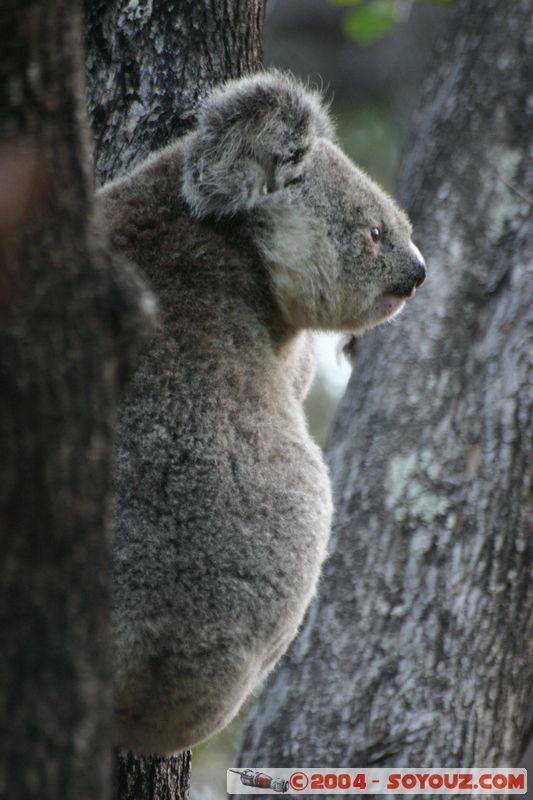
[181,71,426,334]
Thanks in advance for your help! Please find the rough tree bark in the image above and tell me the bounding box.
[239,0,533,788]
[84,0,265,183]
[0,1,152,799]
[82,1,265,797]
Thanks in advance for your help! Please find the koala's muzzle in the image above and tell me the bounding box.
[410,241,427,289]
[389,241,427,298]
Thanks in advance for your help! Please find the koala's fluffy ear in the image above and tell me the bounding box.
[181,71,334,219]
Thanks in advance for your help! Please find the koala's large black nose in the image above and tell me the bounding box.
[409,241,427,291]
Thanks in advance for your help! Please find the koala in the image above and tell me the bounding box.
[100,70,426,756]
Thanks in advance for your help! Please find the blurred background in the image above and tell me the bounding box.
[192,1,450,797]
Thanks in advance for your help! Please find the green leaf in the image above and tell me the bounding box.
[342,1,398,44]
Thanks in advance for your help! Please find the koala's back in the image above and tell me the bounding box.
[101,145,332,754]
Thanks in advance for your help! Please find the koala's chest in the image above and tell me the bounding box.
[203,419,332,570]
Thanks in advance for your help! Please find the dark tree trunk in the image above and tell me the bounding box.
[239,0,533,788]
[114,750,192,800]
[0,1,152,798]
[82,1,265,797]
[84,0,265,183]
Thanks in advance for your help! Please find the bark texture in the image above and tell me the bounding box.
[83,1,265,797]
[84,0,265,183]
[0,1,152,798]
[114,750,191,800]
[239,0,533,785]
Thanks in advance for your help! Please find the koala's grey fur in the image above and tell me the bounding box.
[100,70,426,756]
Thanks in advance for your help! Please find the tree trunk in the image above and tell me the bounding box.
[114,750,192,800]
[84,0,265,183]
[239,0,533,787]
[82,1,265,797]
[0,1,152,798]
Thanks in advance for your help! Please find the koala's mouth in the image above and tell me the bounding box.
[375,292,407,322]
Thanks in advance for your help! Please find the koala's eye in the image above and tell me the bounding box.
[370,227,381,243]
[287,148,306,165]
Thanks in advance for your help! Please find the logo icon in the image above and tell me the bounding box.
[229,769,290,793]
